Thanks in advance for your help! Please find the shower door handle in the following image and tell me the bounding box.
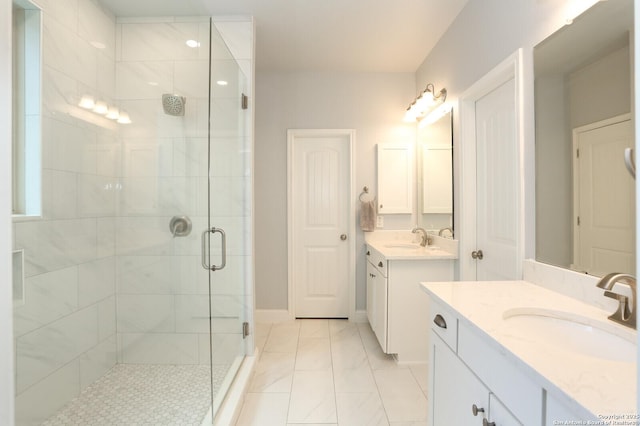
[201,227,227,271]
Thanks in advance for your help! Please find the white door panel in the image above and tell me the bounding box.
[574,117,635,276]
[475,79,520,281]
[290,132,351,318]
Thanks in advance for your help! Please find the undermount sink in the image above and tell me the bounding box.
[502,308,636,363]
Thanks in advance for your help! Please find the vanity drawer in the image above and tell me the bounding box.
[458,322,542,425]
[429,298,458,352]
[366,245,387,277]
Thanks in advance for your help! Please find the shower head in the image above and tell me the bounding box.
[162,94,186,116]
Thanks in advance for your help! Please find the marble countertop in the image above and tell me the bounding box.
[366,235,458,260]
[420,280,637,419]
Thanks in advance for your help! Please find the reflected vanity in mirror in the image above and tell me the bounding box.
[534,0,635,277]
[417,109,453,235]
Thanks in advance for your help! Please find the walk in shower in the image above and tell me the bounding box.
[11,1,253,424]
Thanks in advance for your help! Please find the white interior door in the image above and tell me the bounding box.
[573,115,635,276]
[475,78,520,280]
[289,130,353,318]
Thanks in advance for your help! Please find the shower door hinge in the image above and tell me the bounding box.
[242,321,250,339]
[241,93,248,110]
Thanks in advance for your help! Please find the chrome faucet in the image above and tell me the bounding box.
[596,273,636,329]
[411,227,432,247]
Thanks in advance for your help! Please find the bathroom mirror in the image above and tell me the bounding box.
[417,109,453,235]
[534,0,635,277]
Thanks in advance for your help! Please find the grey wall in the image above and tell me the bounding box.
[254,71,416,311]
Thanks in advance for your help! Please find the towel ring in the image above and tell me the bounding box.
[359,186,372,202]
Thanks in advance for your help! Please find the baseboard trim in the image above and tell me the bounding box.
[352,309,368,323]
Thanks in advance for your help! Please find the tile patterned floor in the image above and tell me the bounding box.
[236,319,429,426]
[43,363,230,426]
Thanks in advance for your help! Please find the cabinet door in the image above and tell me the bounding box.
[373,269,388,351]
[377,143,413,214]
[366,261,376,331]
[430,331,489,426]
[489,393,522,426]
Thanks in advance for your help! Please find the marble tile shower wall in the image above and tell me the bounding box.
[12,1,119,424]
[114,19,248,367]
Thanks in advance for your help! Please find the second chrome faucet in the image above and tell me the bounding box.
[596,272,637,329]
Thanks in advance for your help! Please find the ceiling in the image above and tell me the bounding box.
[98,0,469,72]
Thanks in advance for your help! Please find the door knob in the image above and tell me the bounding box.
[471,250,484,260]
[340,234,347,241]
[471,404,485,416]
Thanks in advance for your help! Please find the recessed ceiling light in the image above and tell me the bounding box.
[217,80,228,86]
[186,39,200,48]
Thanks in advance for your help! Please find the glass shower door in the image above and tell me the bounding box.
[205,21,250,417]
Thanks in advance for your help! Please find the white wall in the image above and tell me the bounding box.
[255,71,416,311]
[0,0,15,423]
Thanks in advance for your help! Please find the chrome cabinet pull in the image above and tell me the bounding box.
[340,234,347,241]
[433,314,447,329]
[471,250,484,260]
[483,420,496,426]
[201,227,227,271]
[378,261,383,267]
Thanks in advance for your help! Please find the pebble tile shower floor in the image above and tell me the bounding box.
[42,364,230,426]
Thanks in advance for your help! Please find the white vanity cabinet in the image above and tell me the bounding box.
[366,244,454,363]
[431,331,521,426]
[366,248,388,350]
[429,297,540,426]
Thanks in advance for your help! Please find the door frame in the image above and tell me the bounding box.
[287,129,356,319]
[458,49,526,281]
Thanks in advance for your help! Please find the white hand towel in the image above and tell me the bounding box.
[360,199,377,232]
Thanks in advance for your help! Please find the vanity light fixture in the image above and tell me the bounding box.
[403,83,447,123]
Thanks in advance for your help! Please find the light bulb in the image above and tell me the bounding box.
[93,101,108,115]
[79,95,95,109]
[106,107,120,120]
[117,112,131,124]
